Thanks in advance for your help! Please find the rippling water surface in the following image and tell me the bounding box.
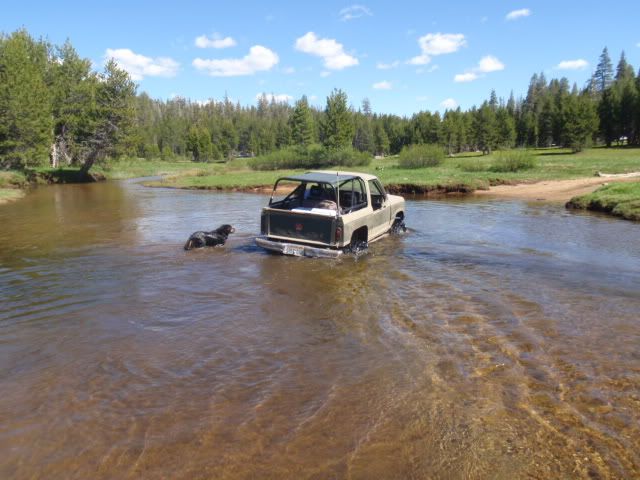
[1,180,639,479]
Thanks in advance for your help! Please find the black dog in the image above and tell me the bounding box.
[184,224,235,250]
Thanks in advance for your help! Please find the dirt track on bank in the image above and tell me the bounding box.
[475,175,640,202]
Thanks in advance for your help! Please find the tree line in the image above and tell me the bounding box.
[1,28,640,173]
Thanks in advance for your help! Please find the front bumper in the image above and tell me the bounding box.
[255,236,343,258]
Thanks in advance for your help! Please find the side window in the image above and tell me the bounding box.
[368,180,386,210]
[338,178,367,211]
[353,179,366,207]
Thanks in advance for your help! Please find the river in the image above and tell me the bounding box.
[1,179,639,479]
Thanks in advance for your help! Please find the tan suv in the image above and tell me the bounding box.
[255,171,405,257]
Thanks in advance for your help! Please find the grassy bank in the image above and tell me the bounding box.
[0,171,28,205]
[3,148,640,208]
[143,147,640,194]
[93,158,226,180]
[566,181,640,221]
[0,188,24,204]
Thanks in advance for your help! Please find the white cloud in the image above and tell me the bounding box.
[320,71,331,77]
[295,32,359,70]
[454,72,479,83]
[339,5,373,21]
[105,48,179,81]
[195,34,237,49]
[454,55,504,82]
[408,32,466,65]
[372,80,392,90]
[417,65,440,74]
[376,60,400,70]
[477,55,505,73]
[555,59,589,70]
[193,45,279,77]
[256,93,292,103]
[440,98,458,109]
[408,55,431,66]
[506,8,531,21]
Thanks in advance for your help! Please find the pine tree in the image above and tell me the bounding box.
[495,107,516,149]
[79,59,136,175]
[615,51,634,81]
[0,29,53,168]
[289,96,314,146]
[274,120,291,149]
[489,89,498,110]
[353,117,374,153]
[598,88,618,147]
[472,102,498,154]
[320,89,354,149]
[373,122,390,156]
[613,52,636,144]
[616,77,637,144]
[50,40,97,167]
[361,98,372,117]
[506,91,516,117]
[562,93,598,152]
[593,47,614,93]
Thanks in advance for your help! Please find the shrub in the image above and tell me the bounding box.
[160,146,175,161]
[248,145,371,171]
[457,158,488,172]
[488,150,536,172]
[398,144,444,169]
[248,147,310,170]
[329,147,371,167]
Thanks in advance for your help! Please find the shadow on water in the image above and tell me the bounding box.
[1,181,639,478]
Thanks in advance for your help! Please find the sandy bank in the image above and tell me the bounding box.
[475,175,640,202]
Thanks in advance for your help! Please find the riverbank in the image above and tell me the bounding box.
[566,181,640,221]
[474,176,640,202]
[142,147,640,198]
[3,148,640,216]
[0,172,27,205]
[0,188,24,205]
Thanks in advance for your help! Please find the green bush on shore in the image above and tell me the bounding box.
[248,145,371,171]
[489,150,536,172]
[397,144,444,169]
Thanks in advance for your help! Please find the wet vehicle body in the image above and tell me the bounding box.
[255,171,405,257]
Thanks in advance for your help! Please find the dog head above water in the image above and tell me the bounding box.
[216,224,235,237]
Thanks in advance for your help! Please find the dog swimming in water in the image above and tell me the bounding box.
[184,224,235,250]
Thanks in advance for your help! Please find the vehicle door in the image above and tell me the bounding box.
[368,179,391,238]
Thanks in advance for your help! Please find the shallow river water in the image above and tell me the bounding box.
[1,180,639,479]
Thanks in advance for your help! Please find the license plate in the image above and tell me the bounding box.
[283,244,304,256]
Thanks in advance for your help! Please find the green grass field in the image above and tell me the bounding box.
[567,181,640,221]
[141,147,640,194]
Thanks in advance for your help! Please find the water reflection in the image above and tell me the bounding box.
[0,182,639,479]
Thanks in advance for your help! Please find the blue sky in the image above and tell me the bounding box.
[3,1,640,116]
